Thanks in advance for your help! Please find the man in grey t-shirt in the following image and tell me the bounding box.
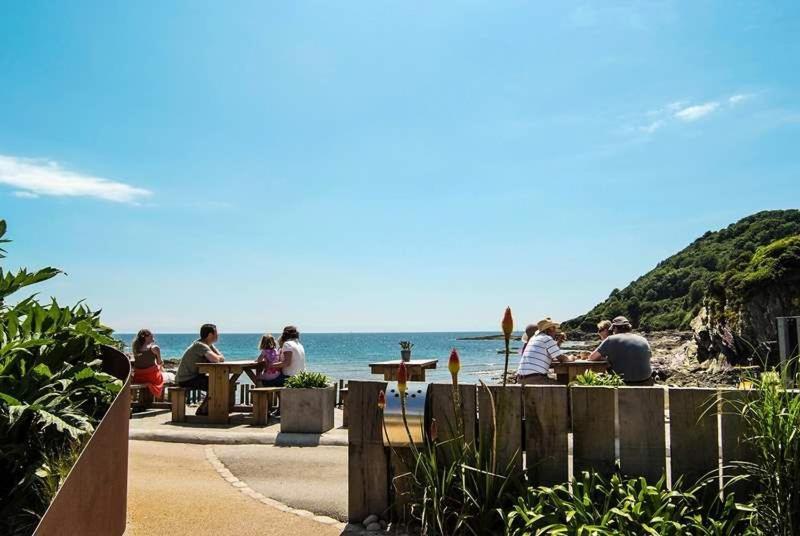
[587,316,653,384]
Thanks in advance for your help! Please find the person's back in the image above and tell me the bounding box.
[176,339,214,384]
[596,333,652,383]
[281,339,306,377]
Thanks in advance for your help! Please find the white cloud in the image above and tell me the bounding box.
[728,93,753,105]
[12,190,39,199]
[674,102,720,122]
[640,119,664,134]
[0,154,151,204]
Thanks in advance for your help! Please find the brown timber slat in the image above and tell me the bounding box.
[429,383,477,445]
[571,386,616,477]
[720,389,757,499]
[524,385,569,486]
[669,388,719,487]
[478,385,523,473]
[348,380,389,523]
[389,448,413,523]
[618,387,666,481]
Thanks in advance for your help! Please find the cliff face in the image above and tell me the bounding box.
[692,235,800,364]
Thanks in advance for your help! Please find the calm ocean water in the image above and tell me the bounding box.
[117,332,519,384]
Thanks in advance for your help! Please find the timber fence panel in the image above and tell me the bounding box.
[347,380,389,523]
[524,385,569,486]
[618,387,666,482]
[429,383,477,446]
[571,386,616,477]
[478,385,523,474]
[720,389,758,499]
[669,388,720,488]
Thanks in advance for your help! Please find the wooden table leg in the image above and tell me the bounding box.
[208,368,230,424]
[228,371,242,409]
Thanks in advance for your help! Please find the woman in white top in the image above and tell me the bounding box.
[269,325,306,386]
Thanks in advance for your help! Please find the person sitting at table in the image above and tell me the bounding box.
[175,323,225,416]
[515,318,571,385]
[597,320,613,341]
[272,325,306,381]
[131,329,173,399]
[587,316,653,385]
[256,334,285,387]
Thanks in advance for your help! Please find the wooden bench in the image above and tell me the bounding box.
[340,388,349,427]
[251,387,284,425]
[170,387,187,422]
[130,384,154,409]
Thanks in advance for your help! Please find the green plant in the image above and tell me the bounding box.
[284,370,330,389]
[727,360,800,535]
[0,219,121,536]
[571,370,625,386]
[399,341,414,351]
[387,376,523,535]
[504,471,758,535]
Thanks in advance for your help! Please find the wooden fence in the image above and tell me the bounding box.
[347,381,758,523]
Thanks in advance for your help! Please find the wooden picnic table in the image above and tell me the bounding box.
[551,359,609,385]
[369,359,438,382]
[196,361,260,424]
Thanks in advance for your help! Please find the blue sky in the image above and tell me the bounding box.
[1,1,798,333]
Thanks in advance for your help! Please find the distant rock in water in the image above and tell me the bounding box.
[562,209,800,365]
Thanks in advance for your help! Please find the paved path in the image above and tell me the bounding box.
[129,407,348,446]
[126,440,343,536]
[214,444,348,520]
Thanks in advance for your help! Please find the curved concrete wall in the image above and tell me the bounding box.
[34,345,131,536]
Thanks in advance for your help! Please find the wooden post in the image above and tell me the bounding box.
[429,383,477,444]
[669,388,719,488]
[524,385,569,486]
[571,386,616,478]
[170,388,186,422]
[348,380,389,524]
[208,369,230,424]
[478,385,523,473]
[618,387,666,481]
[720,389,757,499]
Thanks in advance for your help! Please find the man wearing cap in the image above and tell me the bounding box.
[587,316,653,385]
[515,318,569,385]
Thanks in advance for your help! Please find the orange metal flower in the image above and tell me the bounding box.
[377,390,386,410]
[397,360,408,395]
[502,306,514,340]
[448,348,461,377]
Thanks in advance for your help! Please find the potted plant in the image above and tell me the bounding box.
[399,341,414,362]
[280,371,336,434]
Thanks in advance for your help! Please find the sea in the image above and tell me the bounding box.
[117,332,529,384]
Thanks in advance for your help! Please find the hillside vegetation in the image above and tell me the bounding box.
[564,209,800,333]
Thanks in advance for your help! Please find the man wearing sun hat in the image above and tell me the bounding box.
[515,318,569,385]
[588,316,653,385]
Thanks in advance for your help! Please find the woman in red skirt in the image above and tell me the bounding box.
[132,329,169,398]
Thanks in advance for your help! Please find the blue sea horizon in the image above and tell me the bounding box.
[117,331,515,383]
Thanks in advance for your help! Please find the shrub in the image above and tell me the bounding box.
[571,370,625,386]
[727,361,800,535]
[0,219,121,536]
[284,371,330,389]
[504,471,757,535]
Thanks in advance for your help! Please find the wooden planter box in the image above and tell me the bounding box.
[280,385,336,433]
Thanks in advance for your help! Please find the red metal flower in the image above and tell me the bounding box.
[397,360,408,395]
[429,418,439,442]
[448,348,461,378]
[377,390,386,410]
[502,307,514,340]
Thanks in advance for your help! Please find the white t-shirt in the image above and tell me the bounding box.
[281,340,306,377]
[516,333,563,376]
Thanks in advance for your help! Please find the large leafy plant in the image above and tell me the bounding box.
[284,370,330,389]
[0,219,122,536]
